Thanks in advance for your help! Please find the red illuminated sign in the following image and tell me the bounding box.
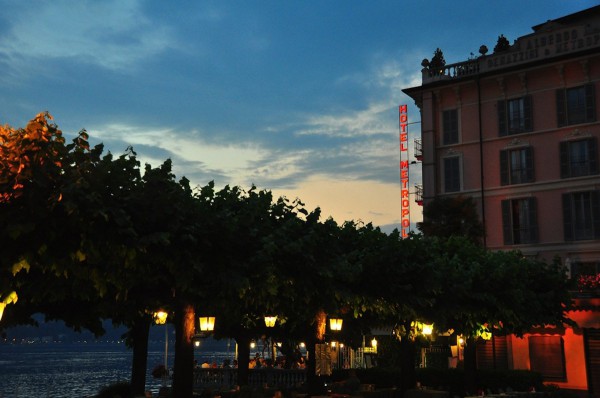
[399,105,410,238]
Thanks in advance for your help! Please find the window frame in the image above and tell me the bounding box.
[528,336,566,381]
[500,146,534,185]
[442,155,461,193]
[559,137,598,178]
[501,197,538,245]
[442,109,459,145]
[562,191,600,241]
[556,83,596,127]
[498,95,533,136]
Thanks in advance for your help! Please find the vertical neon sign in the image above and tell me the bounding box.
[399,105,410,238]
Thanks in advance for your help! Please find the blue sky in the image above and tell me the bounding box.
[0,1,594,232]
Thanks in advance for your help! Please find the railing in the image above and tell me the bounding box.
[193,368,307,390]
[423,59,480,83]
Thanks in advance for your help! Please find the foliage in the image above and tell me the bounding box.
[429,48,446,70]
[494,35,510,53]
[577,273,600,290]
[417,196,484,244]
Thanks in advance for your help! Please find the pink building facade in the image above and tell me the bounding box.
[404,6,600,397]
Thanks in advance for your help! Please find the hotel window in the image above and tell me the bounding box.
[562,191,600,241]
[529,336,566,381]
[500,147,534,185]
[556,84,596,126]
[498,96,532,136]
[443,156,461,193]
[559,137,598,178]
[501,197,538,245]
[442,109,459,145]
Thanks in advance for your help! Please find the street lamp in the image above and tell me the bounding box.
[198,316,215,332]
[329,318,343,331]
[153,310,169,385]
[264,315,277,328]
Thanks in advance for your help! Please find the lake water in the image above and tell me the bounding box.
[0,339,235,398]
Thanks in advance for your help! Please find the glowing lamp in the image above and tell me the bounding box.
[422,323,433,335]
[264,315,277,327]
[250,341,256,349]
[199,316,215,332]
[154,310,168,325]
[371,338,378,348]
[299,342,306,348]
[329,318,343,331]
[0,303,5,321]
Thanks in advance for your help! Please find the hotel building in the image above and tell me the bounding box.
[403,6,600,397]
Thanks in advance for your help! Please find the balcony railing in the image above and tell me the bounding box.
[194,368,307,390]
[423,59,480,83]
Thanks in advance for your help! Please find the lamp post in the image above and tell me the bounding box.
[153,310,169,386]
[264,315,277,360]
[329,318,343,331]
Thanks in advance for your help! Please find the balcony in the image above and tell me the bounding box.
[422,59,480,84]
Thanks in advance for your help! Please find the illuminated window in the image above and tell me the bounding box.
[501,198,538,245]
[529,336,566,381]
[556,84,596,126]
[443,156,461,193]
[562,191,600,241]
[498,96,532,136]
[442,109,459,145]
[559,138,598,178]
[500,147,534,185]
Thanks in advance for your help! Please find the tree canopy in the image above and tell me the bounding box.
[0,113,573,397]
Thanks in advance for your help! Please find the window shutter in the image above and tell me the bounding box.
[500,150,509,185]
[529,336,566,380]
[559,141,569,178]
[563,193,573,241]
[525,146,534,182]
[556,89,566,127]
[498,100,507,136]
[585,83,596,123]
[592,191,600,239]
[529,197,538,243]
[589,137,598,175]
[523,95,533,131]
[501,200,513,245]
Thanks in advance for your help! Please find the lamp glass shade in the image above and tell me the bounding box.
[264,316,277,327]
[329,318,343,331]
[199,316,215,331]
[422,323,433,335]
[371,338,378,347]
[154,310,168,325]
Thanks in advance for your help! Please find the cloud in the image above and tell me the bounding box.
[0,0,173,73]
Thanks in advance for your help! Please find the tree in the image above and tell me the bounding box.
[417,195,484,244]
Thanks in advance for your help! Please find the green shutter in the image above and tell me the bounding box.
[523,95,533,131]
[500,150,509,185]
[592,191,600,239]
[529,197,538,243]
[563,194,573,241]
[559,141,569,178]
[585,83,596,123]
[498,100,507,136]
[501,200,513,245]
[589,137,598,175]
[525,147,534,182]
[556,89,566,127]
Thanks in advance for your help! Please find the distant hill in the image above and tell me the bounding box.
[0,314,170,343]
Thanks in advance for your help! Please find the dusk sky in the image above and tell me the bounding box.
[0,1,594,232]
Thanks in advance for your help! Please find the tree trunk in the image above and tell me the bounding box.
[306,309,327,396]
[399,335,417,394]
[130,317,151,396]
[463,337,478,395]
[173,302,196,398]
[236,334,251,386]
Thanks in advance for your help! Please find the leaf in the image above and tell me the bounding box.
[12,258,30,275]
